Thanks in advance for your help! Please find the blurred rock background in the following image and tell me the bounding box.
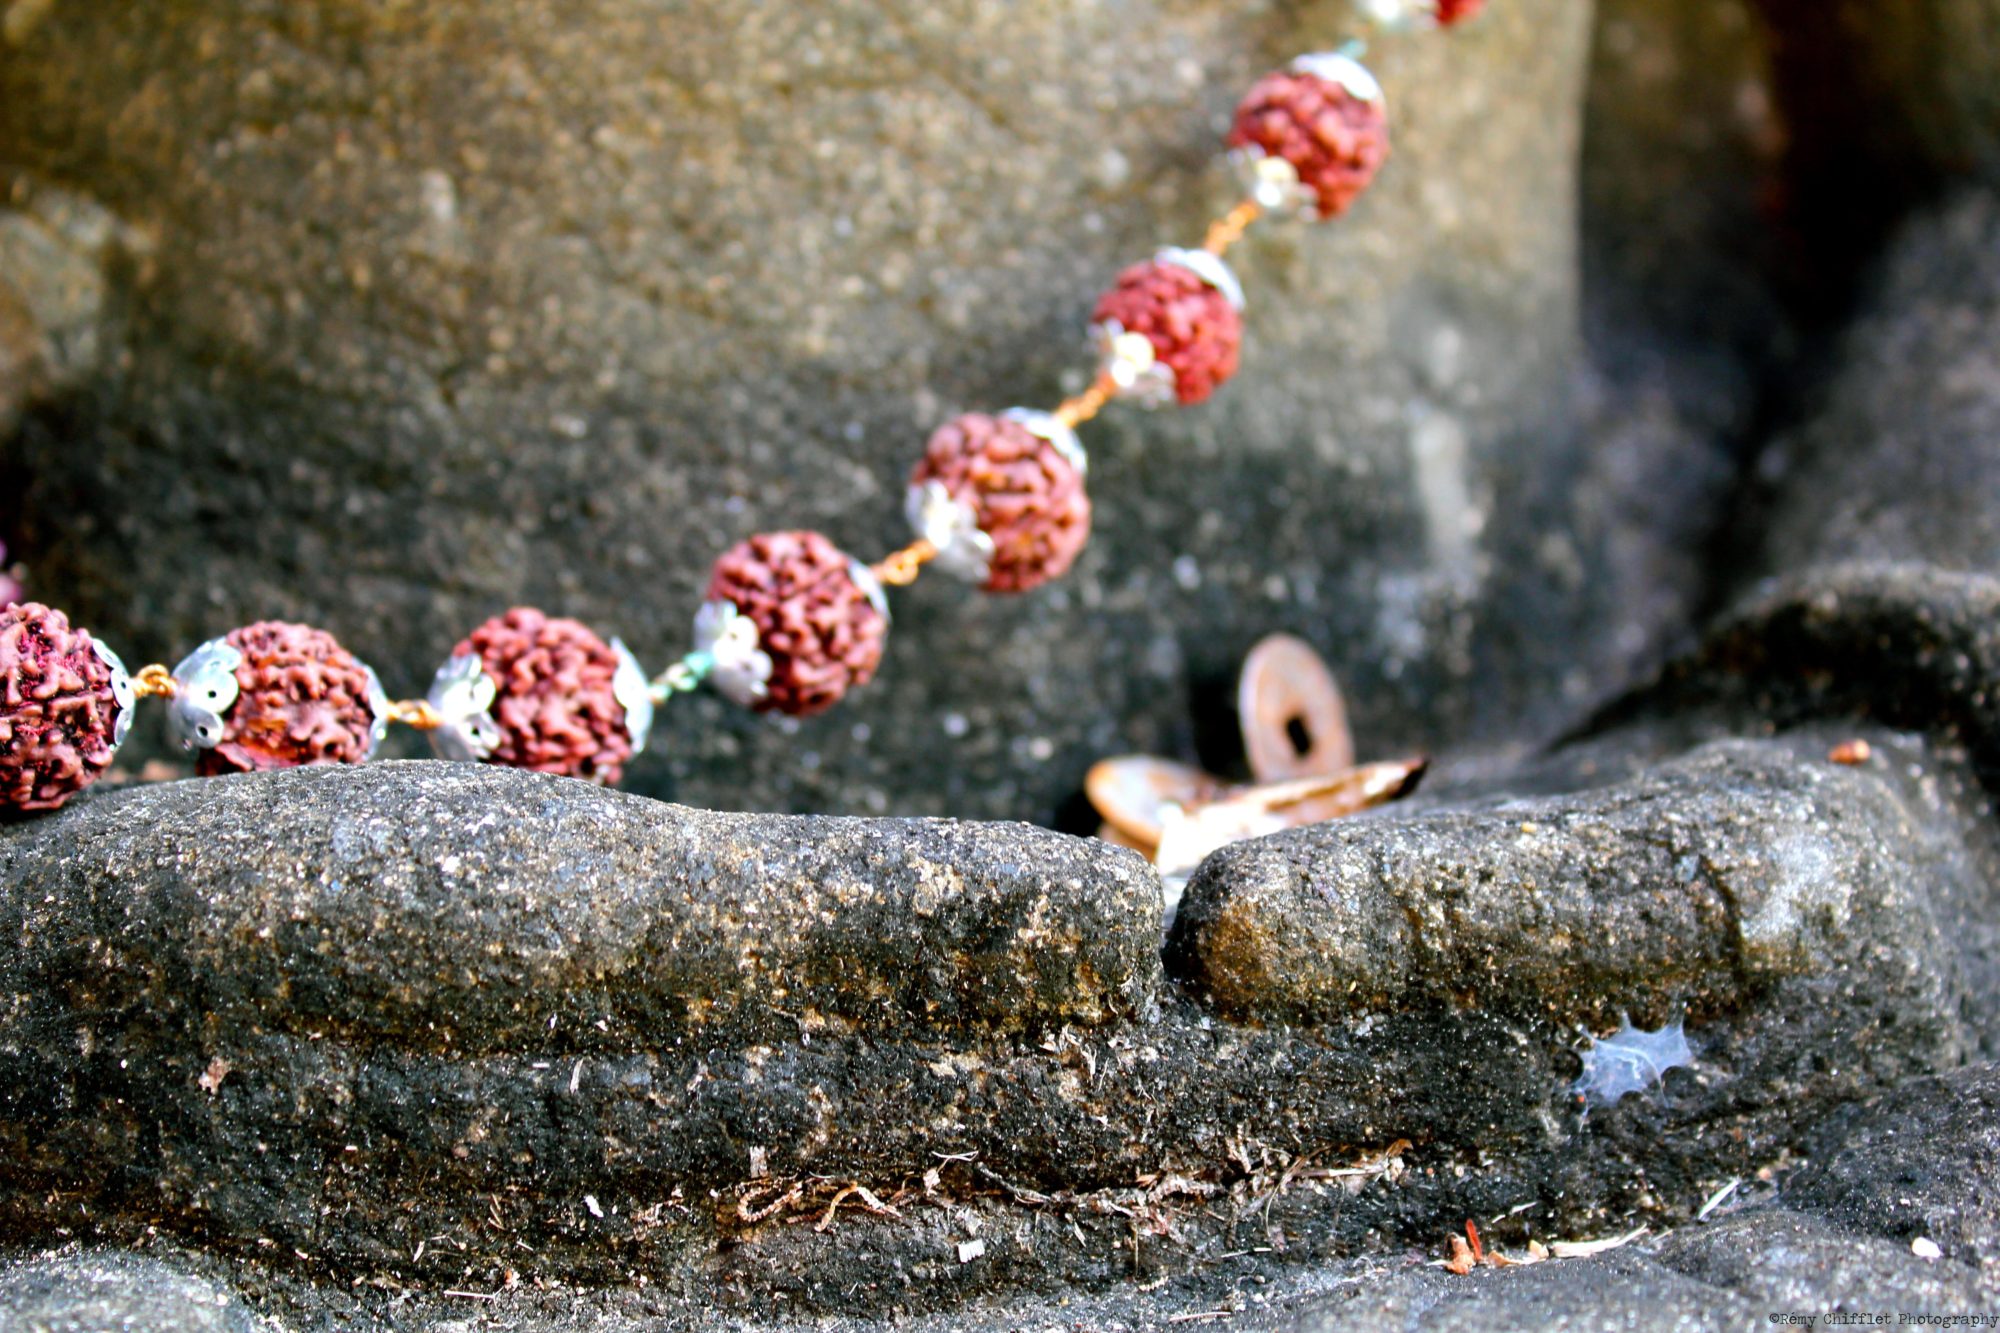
[0,0,1995,826]
[9,0,1571,821]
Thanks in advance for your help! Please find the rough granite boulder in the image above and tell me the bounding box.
[0,1249,269,1333]
[1169,735,1983,1051]
[4,1064,1997,1329]
[3,762,1162,1054]
[1278,1064,2000,1330]
[1,721,1994,1316]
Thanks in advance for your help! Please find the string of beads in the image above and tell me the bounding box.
[0,0,1483,814]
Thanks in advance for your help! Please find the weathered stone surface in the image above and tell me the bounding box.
[1168,734,1985,1044]
[1755,0,2000,293]
[1566,4,2000,711]
[2,738,1991,1314]
[1580,0,2000,322]
[0,1247,267,1333]
[1276,1214,1989,1332]
[1783,1067,2000,1275]
[10,1066,1996,1330]
[1279,1067,2000,1331]
[0,762,1161,1054]
[0,0,1604,820]
[0,180,134,442]
[1559,0,1788,702]
[0,759,1534,1288]
[1567,566,2000,1075]
[1749,189,2000,583]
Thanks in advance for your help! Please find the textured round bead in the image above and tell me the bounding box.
[910,412,1092,594]
[1091,258,1242,406]
[1227,60,1390,220]
[453,608,637,784]
[0,603,126,811]
[193,622,383,777]
[705,531,888,717]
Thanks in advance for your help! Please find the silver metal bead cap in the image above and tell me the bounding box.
[610,638,655,756]
[848,558,891,622]
[1091,318,1177,408]
[167,638,244,751]
[1291,51,1385,104]
[1352,0,1436,32]
[907,479,996,585]
[1228,147,1318,219]
[362,664,391,760]
[91,638,136,750]
[1155,247,1246,311]
[693,601,774,709]
[425,652,502,763]
[1001,407,1088,477]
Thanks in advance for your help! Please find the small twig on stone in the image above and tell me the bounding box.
[970,1162,1055,1206]
[1548,1225,1649,1259]
[816,1185,861,1231]
[736,1181,803,1224]
[814,1181,902,1231]
[851,1184,900,1217]
[1696,1177,1741,1221]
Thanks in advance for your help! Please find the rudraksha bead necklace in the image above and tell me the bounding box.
[0,0,1484,815]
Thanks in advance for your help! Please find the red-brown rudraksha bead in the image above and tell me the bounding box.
[1227,57,1390,220]
[1091,257,1242,406]
[909,411,1092,594]
[194,621,383,777]
[454,608,637,785]
[705,530,888,717]
[0,602,128,811]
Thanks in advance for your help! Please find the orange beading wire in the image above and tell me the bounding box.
[385,698,444,730]
[873,538,937,586]
[132,664,176,699]
[1202,198,1264,256]
[1052,373,1116,430]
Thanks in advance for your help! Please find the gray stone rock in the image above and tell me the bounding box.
[1568,565,2000,1074]
[1750,189,2000,582]
[0,0,1606,820]
[1567,3,2000,709]
[0,761,1161,1053]
[12,1068,1995,1330]
[1650,1209,1990,1315]
[1755,0,2000,294]
[1168,734,1984,1052]
[2,738,1992,1314]
[1784,1066,2000,1275]
[1278,1067,2000,1331]
[1561,0,1791,700]
[0,1247,267,1333]
[0,180,132,442]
